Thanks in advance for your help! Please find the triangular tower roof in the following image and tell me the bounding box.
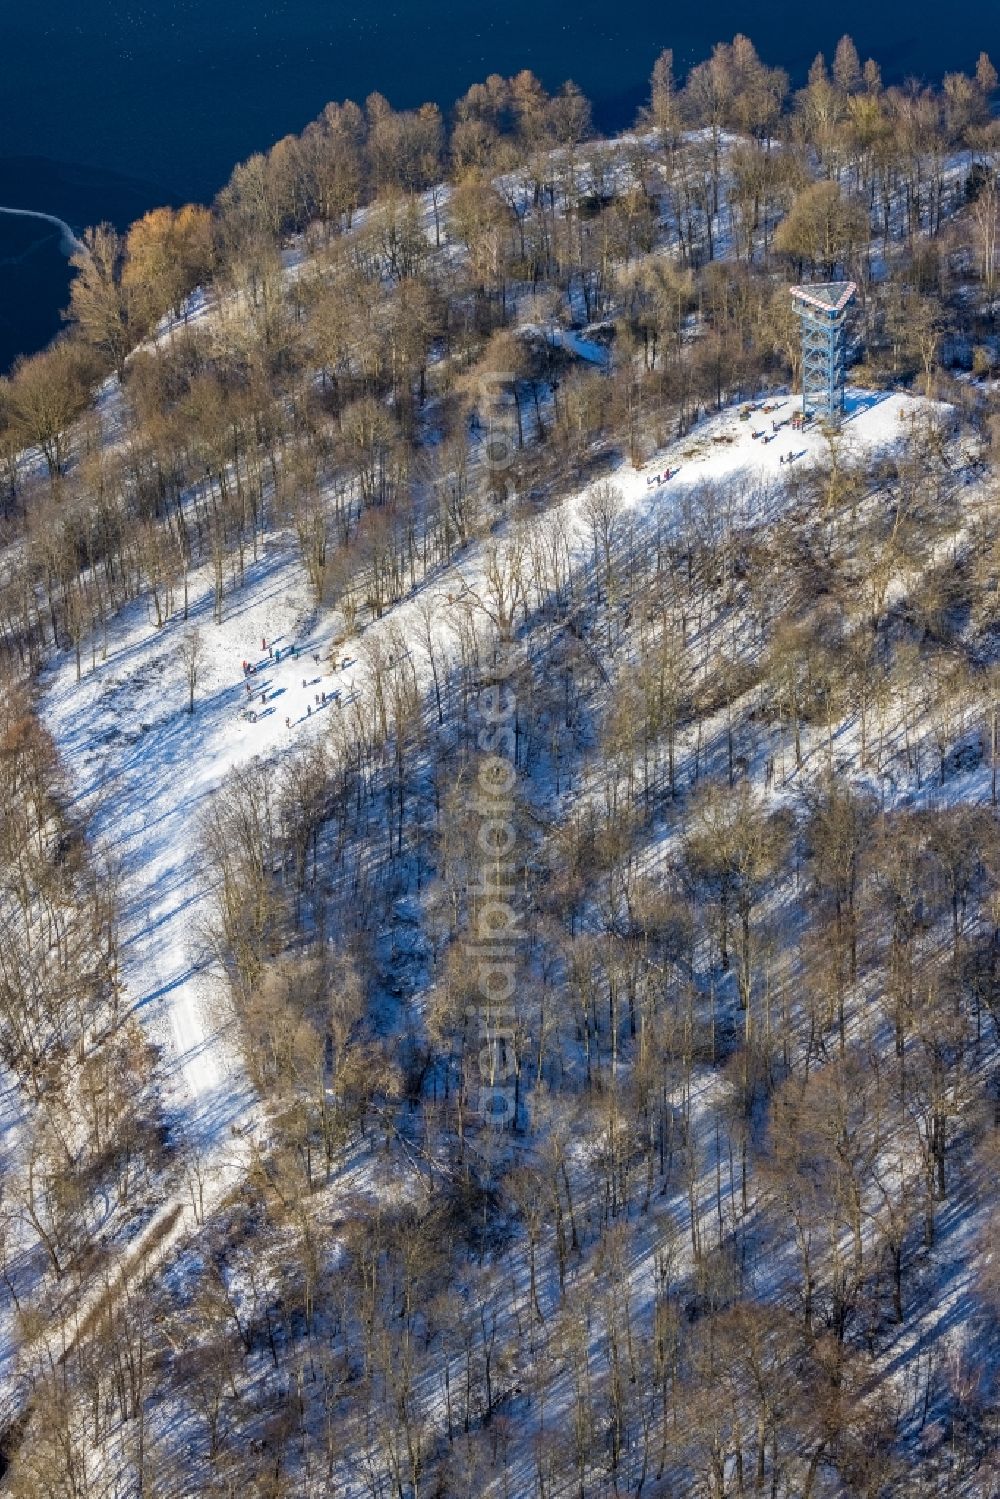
[789,281,857,315]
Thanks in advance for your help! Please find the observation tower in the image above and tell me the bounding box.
[789,281,857,422]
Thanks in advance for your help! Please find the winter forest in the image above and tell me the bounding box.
[3,30,1000,1498]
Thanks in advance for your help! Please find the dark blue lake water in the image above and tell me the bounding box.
[2,0,999,372]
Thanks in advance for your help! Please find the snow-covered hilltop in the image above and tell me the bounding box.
[39,384,932,1184]
[3,37,1000,1498]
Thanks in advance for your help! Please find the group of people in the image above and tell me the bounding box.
[748,409,804,467]
[283,686,337,730]
[242,649,270,712]
[239,634,302,729]
[236,635,356,734]
[645,467,677,487]
[241,636,300,672]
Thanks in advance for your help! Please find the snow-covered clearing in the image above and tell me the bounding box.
[577,385,946,535]
[39,542,353,1217]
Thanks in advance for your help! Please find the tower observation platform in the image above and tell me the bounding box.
[789,281,857,423]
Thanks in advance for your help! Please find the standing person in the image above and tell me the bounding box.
[261,636,267,652]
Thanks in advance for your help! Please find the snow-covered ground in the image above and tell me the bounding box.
[39,540,355,1217]
[9,379,966,1496]
[36,386,937,1193]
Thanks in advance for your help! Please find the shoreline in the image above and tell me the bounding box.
[0,156,174,373]
[0,205,82,257]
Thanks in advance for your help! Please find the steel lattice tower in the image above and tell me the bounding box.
[789,281,857,422]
